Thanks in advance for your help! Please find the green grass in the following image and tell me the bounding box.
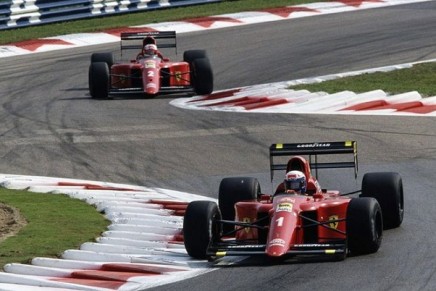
[289,62,436,97]
[0,189,110,268]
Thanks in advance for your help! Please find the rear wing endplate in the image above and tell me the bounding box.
[269,141,358,181]
[120,31,177,53]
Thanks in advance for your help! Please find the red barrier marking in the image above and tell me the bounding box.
[148,200,188,216]
[262,6,319,17]
[336,0,384,8]
[57,182,140,191]
[203,97,250,107]
[160,204,188,216]
[341,100,387,110]
[401,104,436,114]
[233,97,270,106]
[149,200,189,206]
[244,98,289,110]
[172,210,186,216]
[14,39,72,51]
[71,270,156,281]
[172,234,184,242]
[162,204,187,211]
[368,101,424,111]
[185,16,242,28]
[340,99,436,114]
[189,89,241,102]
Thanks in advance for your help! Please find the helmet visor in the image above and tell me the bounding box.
[284,170,306,193]
[285,180,302,191]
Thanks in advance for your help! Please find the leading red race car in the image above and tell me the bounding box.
[88,31,213,99]
[183,141,404,261]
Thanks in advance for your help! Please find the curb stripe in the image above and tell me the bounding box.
[0,174,216,290]
[171,60,436,117]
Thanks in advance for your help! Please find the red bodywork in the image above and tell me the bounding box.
[234,191,349,257]
[212,141,360,258]
[183,141,399,261]
[110,56,191,95]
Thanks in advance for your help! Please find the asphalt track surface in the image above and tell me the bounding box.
[0,1,436,290]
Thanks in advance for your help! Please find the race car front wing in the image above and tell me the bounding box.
[206,242,347,258]
[109,86,195,95]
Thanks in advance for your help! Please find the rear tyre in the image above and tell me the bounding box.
[90,52,114,68]
[183,201,222,259]
[218,177,260,235]
[88,62,110,99]
[347,197,383,255]
[191,58,214,95]
[361,172,404,229]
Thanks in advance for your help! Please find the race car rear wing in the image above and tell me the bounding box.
[269,141,358,181]
[120,31,177,53]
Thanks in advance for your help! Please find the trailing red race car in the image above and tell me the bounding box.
[183,141,404,261]
[88,31,213,99]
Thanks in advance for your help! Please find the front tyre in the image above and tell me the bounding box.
[191,58,214,95]
[90,52,114,68]
[183,50,207,63]
[88,62,110,99]
[361,172,404,229]
[183,201,222,259]
[347,197,383,255]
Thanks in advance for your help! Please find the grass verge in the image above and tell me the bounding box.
[289,62,436,97]
[0,188,109,268]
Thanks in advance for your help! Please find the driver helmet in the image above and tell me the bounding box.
[284,170,306,194]
[143,44,157,56]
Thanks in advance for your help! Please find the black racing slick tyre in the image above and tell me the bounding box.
[183,201,222,260]
[191,58,214,95]
[183,50,213,95]
[89,62,110,99]
[346,197,383,255]
[183,50,207,64]
[361,172,404,229]
[218,177,261,235]
[90,52,114,68]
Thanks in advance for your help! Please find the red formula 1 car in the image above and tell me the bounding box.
[88,31,213,99]
[183,141,404,261]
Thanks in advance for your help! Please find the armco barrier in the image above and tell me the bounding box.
[0,0,221,31]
